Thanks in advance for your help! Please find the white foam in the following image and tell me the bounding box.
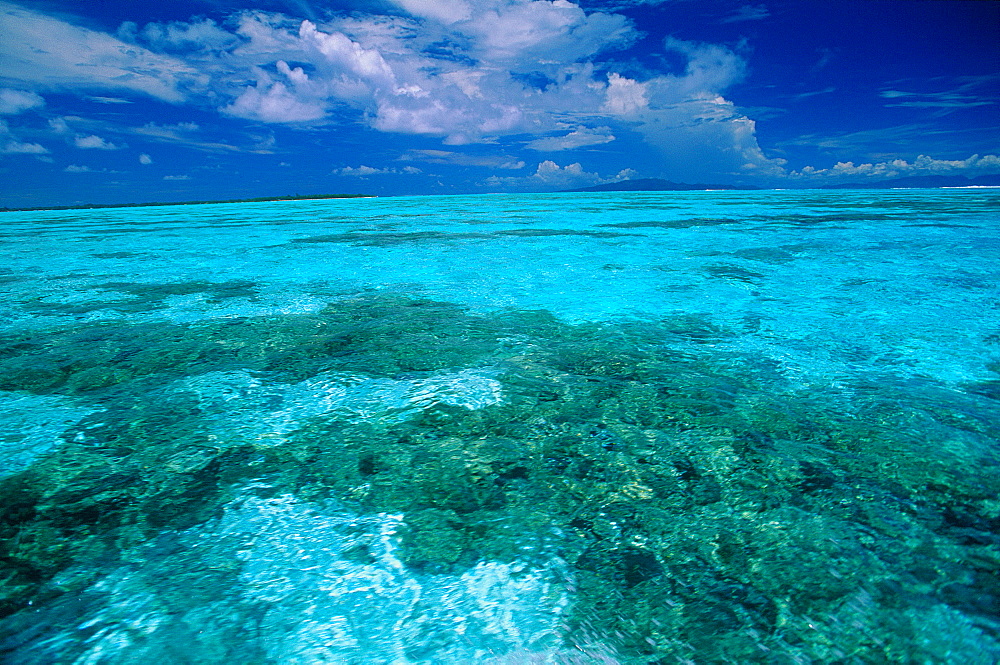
[20,492,574,664]
[213,494,568,662]
[180,367,504,445]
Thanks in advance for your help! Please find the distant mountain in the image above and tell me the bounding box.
[560,174,1000,194]
[563,178,758,192]
[820,174,1000,189]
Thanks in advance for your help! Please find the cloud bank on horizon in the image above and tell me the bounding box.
[0,0,997,204]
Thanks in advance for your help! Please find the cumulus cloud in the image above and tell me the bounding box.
[122,1,638,141]
[526,126,615,151]
[337,165,390,176]
[630,97,786,180]
[662,38,747,94]
[336,164,423,175]
[163,174,191,180]
[64,164,122,173]
[0,1,202,102]
[74,134,123,150]
[0,118,48,154]
[2,139,48,154]
[597,38,788,180]
[532,159,600,186]
[48,117,70,134]
[0,88,44,114]
[602,73,647,115]
[457,0,633,65]
[792,154,1000,180]
[0,0,781,180]
[223,75,326,123]
[486,159,633,190]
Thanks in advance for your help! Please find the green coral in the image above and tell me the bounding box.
[1,294,998,662]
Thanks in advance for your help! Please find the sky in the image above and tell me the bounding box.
[0,0,998,206]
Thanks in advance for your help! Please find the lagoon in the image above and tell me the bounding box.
[1,189,998,662]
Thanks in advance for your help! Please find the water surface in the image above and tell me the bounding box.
[1,189,998,663]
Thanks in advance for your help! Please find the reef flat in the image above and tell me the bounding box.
[0,190,997,662]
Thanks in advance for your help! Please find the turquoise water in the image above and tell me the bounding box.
[0,189,997,662]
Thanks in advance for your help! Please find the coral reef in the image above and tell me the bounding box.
[1,294,998,661]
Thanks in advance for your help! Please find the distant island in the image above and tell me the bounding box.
[1,193,370,213]
[564,174,1000,193]
[7,173,999,211]
[563,178,758,192]
[818,174,1000,189]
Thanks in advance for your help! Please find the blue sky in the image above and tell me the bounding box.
[1,0,998,206]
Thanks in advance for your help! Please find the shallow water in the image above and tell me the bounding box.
[0,189,998,662]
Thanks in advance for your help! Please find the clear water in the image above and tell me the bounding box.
[0,189,997,663]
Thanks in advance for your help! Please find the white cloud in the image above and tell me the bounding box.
[135,122,199,137]
[48,117,70,134]
[0,88,44,114]
[793,87,836,101]
[526,126,615,151]
[2,139,48,154]
[85,96,133,104]
[532,159,598,185]
[223,75,327,123]
[485,159,632,190]
[661,38,746,95]
[336,164,423,175]
[129,121,268,154]
[74,134,122,150]
[163,174,191,180]
[119,2,636,140]
[792,154,1000,180]
[459,0,633,65]
[391,0,472,24]
[602,73,647,115]
[139,153,153,164]
[606,39,786,180]
[629,96,786,180]
[0,117,47,154]
[299,20,396,83]
[402,149,525,169]
[878,75,999,115]
[721,4,769,23]
[883,97,994,110]
[0,1,202,102]
[64,164,122,173]
[337,165,385,176]
[132,18,239,53]
[0,1,780,180]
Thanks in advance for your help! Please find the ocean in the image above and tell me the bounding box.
[0,189,997,663]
